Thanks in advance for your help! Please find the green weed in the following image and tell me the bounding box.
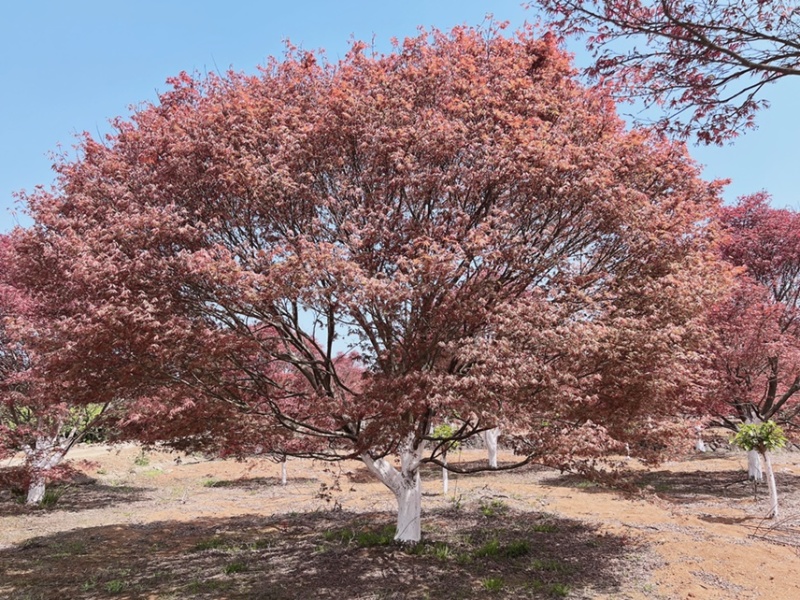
[479,499,508,517]
[191,537,228,552]
[105,579,127,593]
[224,561,246,575]
[481,577,504,592]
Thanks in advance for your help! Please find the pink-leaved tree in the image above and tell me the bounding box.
[0,235,121,504]
[15,26,726,540]
[705,194,800,485]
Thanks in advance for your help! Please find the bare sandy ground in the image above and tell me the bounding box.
[2,444,800,599]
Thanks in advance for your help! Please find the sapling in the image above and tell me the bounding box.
[432,423,459,495]
[731,421,787,518]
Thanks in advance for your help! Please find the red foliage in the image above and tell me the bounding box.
[15,26,725,471]
[706,194,800,430]
[533,0,800,144]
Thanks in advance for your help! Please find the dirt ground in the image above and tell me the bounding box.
[2,444,800,599]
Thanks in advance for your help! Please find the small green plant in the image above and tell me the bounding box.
[532,522,558,533]
[191,537,228,552]
[81,576,97,591]
[449,493,465,511]
[532,558,571,573]
[731,421,788,453]
[133,452,150,467]
[504,540,530,558]
[473,538,501,558]
[40,486,67,508]
[250,537,273,550]
[432,542,453,560]
[52,540,87,557]
[481,577,504,592]
[479,499,508,518]
[356,525,395,547]
[549,582,570,597]
[224,561,246,575]
[324,525,395,547]
[105,579,127,593]
[323,528,356,544]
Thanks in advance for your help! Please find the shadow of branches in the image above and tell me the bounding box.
[0,506,647,599]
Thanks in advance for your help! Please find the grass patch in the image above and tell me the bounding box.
[479,499,508,518]
[481,577,504,592]
[533,522,559,533]
[532,558,572,573]
[473,538,531,560]
[51,540,87,557]
[191,537,229,552]
[323,524,395,547]
[105,579,127,593]
[473,538,502,558]
[504,540,530,558]
[224,561,246,575]
[202,478,233,488]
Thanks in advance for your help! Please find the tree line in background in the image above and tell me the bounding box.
[1,9,799,541]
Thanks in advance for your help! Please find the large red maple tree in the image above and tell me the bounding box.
[15,26,726,541]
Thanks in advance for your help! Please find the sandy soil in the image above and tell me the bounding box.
[2,444,800,599]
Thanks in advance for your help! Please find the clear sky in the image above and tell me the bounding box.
[2,1,798,233]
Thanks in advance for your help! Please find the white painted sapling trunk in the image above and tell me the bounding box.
[23,434,69,505]
[483,428,500,469]
[748,450,764,481]
[281,457,287,486]
[762,450,779,519]
[442,454,449,496]
[361,436,423,543]
[694,427,706,453]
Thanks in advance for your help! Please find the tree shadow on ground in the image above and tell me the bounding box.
[542,468,800,505]
[0,482,149,517]
[0,505,649,599]
[205,476,317,490]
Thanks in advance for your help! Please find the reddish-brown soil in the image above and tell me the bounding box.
[2,444,800,599]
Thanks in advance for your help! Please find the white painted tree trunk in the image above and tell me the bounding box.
[23,433,68,505]
[280,457,287,486]
[442,454,448,496]
[748,450,764,481]
[483,428,500,469]
[694,427,706,452]
[361,436,423,543]
[762,451,779,519]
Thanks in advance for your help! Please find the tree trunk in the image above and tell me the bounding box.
[695,427,706,452]
[361,436,423,543]
[483,428,500,469]
[762,450,779,519]
[280,457,287,486]
[442,454,448,496]
[26,472,47,505]
[748,450,764,481]
[23,434,68,506]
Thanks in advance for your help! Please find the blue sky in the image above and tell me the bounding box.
[1,1,797,233]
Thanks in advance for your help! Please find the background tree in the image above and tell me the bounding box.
[0,235,119,505]
[705,194,800,479]
[17,26,726,541]
[532,0,800,144]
